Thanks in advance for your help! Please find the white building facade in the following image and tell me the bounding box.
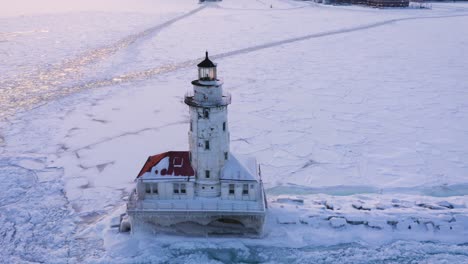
[124,53,266,235]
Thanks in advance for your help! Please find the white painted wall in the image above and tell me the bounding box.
[189,106,229,176]
[193,81,223,103]
[188,81,230,197]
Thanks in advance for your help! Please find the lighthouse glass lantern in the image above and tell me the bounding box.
[198,52,217,81]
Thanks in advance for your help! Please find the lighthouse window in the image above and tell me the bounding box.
[205,170,210,178]
[173,183,186,194]
[205,140,210,150]
[229,184,235,195]
[146,183,158,195]
[223,122,226,131]
[242,184,249,195]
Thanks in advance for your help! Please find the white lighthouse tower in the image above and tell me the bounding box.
[124,52,266,235]
[185,52,231,197]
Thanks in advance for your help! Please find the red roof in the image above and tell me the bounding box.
[137,151,195,178]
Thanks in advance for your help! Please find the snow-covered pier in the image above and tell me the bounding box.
[267,193,467,244]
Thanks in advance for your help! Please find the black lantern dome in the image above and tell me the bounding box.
[198,51,217,81]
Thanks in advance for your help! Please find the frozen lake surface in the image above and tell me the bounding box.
[1,0,468,262]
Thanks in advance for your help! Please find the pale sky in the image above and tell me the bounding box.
[0,0,185,17]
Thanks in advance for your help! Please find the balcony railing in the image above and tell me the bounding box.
[127,183,266,214]
[184,92,231,107]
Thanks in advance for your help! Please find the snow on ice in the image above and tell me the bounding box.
[1,0,468,262]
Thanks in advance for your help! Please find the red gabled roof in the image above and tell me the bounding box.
[137,151,195,178]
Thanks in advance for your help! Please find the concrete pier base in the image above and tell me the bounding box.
[128,211,265,235]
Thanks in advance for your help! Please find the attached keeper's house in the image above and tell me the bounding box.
[123,52,267,235]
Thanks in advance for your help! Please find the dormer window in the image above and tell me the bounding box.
[173,157,183,168]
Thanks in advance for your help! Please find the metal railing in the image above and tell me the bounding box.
[127,190,265,213]
[184,92,231,107]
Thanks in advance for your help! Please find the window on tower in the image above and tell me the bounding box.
[205,170,210,178]
[203,109,209,118]
[224,152,228,160]
[205,140,210,150]
[190,122,192,132]
[229,184,235,195]
[223,122,226,131]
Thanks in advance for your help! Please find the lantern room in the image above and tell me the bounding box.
[198,51,217,81]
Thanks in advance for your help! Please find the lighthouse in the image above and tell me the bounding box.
[185,52,231,197]
[124,52,266,235]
